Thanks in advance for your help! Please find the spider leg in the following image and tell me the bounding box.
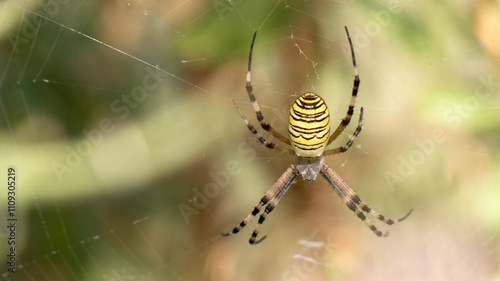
[339,177,413,225]
[245,31,291,145]
[222,165,298,244]
[221,171,283,236]
[250,166,299,244]
[233,100,295,155]
[324,107,363,156]
[327,26,360,145]
[320,163,387,237]
[322,163,412,228]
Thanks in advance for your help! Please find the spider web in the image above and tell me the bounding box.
[1,0,500,280]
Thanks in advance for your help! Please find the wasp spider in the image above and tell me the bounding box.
[222,27,412,244]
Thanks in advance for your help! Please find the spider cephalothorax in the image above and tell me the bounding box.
[223,27,412,244]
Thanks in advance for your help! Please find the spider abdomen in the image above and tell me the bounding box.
[288,93,330,157]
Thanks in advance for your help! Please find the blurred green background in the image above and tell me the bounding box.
[0,0,499,280]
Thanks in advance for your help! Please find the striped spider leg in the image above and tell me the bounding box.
[320,164,413,237]
[245,31,291,146]
[326,26,360,147]
[222,165,299,244]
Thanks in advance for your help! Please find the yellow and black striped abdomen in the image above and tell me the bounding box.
[288,93,330,157]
